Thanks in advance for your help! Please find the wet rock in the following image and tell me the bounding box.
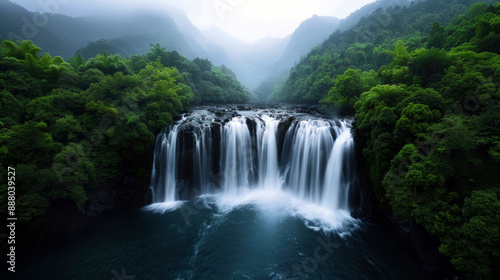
[277,116,295,160]
[246,118,257,139]
[210,122,222,175]
[350,209,363,219]
[145,187,154,204]
[176,180,191,200]
[214,110,226,117]
[178,124,196,183]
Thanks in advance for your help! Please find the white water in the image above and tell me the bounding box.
[220,116,256,195]
[283,120,335,204]
[322,121,354,210]
[150,125,180,203]
[256,115,282,190]
[194,126,212,194]
[148,113,356,229]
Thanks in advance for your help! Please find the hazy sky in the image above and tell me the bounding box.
[12,0,375,43]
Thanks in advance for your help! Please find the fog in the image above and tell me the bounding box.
[12,0,375,43]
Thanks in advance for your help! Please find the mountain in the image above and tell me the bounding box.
[0,0,79,58]
[163,8,230,66]
[198,15,340,90]
[199,26,291,90]
[250,15,341,100]
[336,0,414,32]
[0,1,211,60]
[0,0,342,91]
[253,0,420,102]
[271,1,500,278]
[275,15,340,71]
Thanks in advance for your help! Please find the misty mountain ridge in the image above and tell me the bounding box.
[197,14,340,89]
[275,14,340,72]
[0,0,408,91]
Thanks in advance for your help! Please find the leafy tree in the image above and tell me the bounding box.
[0,39,249,227]
[0,90,24,125]
[321,69,362,112]
[427,22,447,49]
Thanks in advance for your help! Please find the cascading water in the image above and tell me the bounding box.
[194,125,212,194]
[27,108,423,280]
[149,109,356,215]
[149,124,180,203]
[220,116,257,195]
[322,121,354,210]
[256,115,282,190]
[282,120,335,204]
[23,107,426,280]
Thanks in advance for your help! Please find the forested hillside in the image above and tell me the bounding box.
[0,0,499,278]
[0,41,250,226]
[274,1,500,279]
[271,0,495,103]
[0,0,211,60]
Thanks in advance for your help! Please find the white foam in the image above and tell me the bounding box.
[199,188,360,233]
[143,201,185,214]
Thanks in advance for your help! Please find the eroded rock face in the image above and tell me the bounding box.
[277,116,295,161]
[210,122,222,176]
[178,122,196,188]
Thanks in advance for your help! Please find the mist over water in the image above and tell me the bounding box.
[147,109,358,231]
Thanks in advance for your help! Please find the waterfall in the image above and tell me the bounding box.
[282,120,335,203]
[256,115,282,190]
[321,121,354,210]
[194,126,213,194]
[149,111,355,212]
[150,125,180,203]
[220,116,256,195]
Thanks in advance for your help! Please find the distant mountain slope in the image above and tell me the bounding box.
[76,27,205,61]
[0,0,343,91]
[271,0,499,104]
[164,8,230,66]
[198,15,340,90]
[0,1,210,60]
[271,0,477,103]
[0,0,77,57]
[276,15,340,70]
[336,0,414,32]
[254,0,417,101]
[200,26,291,90]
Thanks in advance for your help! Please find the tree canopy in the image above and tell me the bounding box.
[0,40,249,225]
[274,1,500,278]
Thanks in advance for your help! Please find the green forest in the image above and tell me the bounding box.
[0,0,499,279]
[271,1,500,278]
[0,42,250,223]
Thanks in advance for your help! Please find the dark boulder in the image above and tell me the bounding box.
[277,116,296,160]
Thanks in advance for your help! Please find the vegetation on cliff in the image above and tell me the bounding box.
[0,41,250,224]
[274,1,499,278]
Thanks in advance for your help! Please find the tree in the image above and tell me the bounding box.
[321,69,363,113]
[427,22,447,49]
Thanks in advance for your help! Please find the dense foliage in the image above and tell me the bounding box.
[278,1,499,278]
[141,44,251,104]
[271,0,496,103]
[0,41,249,224]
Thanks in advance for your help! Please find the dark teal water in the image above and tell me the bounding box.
[17,198,425,280]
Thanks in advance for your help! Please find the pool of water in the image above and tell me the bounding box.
[16,191,426,280]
